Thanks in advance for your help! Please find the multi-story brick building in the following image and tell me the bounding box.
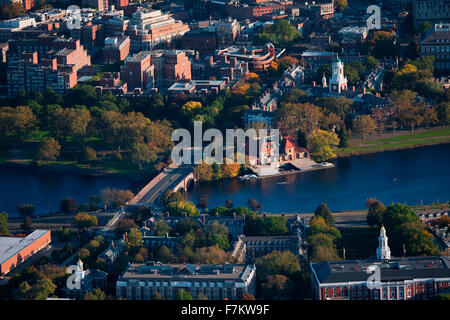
[70,22,105,55]
[116,262,256,300]
[310,227,450,300]
[120,51,154,90]
[95,72,128,95]
[225,1,286,20]
[217,43,277,72]
[120,50,191,90]
[1,0,36,11]
[82,0,109,12]
[7,51,78,97]
[126,9,189,52]
[215,18,241,48]
[181,28,216,54]
[413,0,450,28]
[419,23,450,74]
[0,230,51,275]
[53,38,91,72]
[103,36,130,64]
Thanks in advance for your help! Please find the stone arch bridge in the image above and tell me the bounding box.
[127,164,197,207]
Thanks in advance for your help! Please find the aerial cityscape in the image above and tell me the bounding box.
[0,0,449,306]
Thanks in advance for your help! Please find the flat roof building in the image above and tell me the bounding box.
[310,227,450,300]
[116,262,256,300]
[0,230,51,275]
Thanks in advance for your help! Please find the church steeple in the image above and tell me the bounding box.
[376,225,391,260]
[322,73,327,87]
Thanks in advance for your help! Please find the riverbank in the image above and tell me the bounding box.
[0,158,152,180]
[335,126,450,158]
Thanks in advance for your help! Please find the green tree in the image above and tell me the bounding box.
[261,274,293,299]
[307,129,339,162]
[336,0,348,12]
[256,251,301,279]
[353,115,377,140]
[83,288,106,300]
[130,142,157,170]
[165,201,200,216]
[0,106,36,142]
[337,126,350,148]
[37,138,60,163]
[314,203,335,226]
[176,289,193,300]
[417,21,432,34]
[22,216,33,232]
[73,212,98,231]
[367,200,386,227]
[100,188,134,209]
[77,248,90,260]
[17,204,35,217]
[193,246,229,264]
[125,227,143,255]
[255,19,300,47]
[60,197,79,214]
[0,212,8,235]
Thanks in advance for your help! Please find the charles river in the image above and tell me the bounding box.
[1,144,449,217]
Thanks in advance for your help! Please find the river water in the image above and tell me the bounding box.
[186,144,450,213]
[1,144,449,217]
[0,167,141,217]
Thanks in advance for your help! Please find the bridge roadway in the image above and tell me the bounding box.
[133,164,196,206]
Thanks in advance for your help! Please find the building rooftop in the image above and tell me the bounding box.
[119,262,255,281]
[0,230,50,265]
[311,256,450,284]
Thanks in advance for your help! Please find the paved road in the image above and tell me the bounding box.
[137,165,195,205]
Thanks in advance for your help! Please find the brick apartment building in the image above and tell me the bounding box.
[120,51,154,90]
[95,72,128,95]
[310,227,450,300]
[0,230,51,275]
[82,0,109,12]
[70,22,105,54]
[103,36,130,64]
[116,262,256,300]
[53,38,91,72]
[0,0,36,11]
[7,51,78,97]
[120,50,191,90]
[126,9,190,52]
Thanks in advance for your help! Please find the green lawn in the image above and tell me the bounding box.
[337,226,379,260]
[337,136,450,156]
[362,127,450,145]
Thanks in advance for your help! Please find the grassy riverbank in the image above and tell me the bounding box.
[0,158,154,180]
[336,127,450,157]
